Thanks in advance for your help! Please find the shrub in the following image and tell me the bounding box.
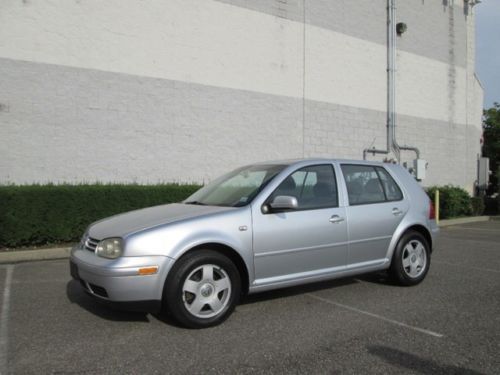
[483,197,498,215]
[0,184,201,248]
[470,197,485,216]
[426,185,472,219]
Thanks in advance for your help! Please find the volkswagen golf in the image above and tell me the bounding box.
[70,159,438,328]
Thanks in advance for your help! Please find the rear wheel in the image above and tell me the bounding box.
[389,231,430,286]
[163,250,240,328]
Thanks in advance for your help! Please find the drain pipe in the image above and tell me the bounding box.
[363,0,420,161]
[363,0,396,160]
[386,0,421,161]
[388,0,400,162]
[390,0,420,161]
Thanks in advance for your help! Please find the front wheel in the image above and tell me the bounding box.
[162,250,241,328]
[389,231,431,286]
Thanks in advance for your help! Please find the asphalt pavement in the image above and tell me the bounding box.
[0,221,499,374]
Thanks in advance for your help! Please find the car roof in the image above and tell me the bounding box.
[253,158,394,168]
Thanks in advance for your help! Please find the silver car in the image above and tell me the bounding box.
[70,159,438,328]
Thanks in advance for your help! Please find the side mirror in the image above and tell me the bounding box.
[264,195,298,213]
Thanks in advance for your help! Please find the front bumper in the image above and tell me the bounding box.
[70,246,175,312]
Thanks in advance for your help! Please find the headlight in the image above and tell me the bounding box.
[95,238,123,259]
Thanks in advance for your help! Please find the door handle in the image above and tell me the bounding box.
[329,215,345,224]
[392,208,403,216]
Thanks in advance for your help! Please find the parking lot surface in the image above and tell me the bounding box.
[0,221,499,374]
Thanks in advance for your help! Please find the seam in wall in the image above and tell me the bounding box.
[302,0,306,158]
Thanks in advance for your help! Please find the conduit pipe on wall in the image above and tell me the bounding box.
[363,0,420,162]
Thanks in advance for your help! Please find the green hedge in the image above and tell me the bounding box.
[470,197,485,216]
[484,197,497,215]
[0,184,201,248]
[426,185,473,219]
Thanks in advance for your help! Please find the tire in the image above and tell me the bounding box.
[162,249,241,328]
[389,230,431,286]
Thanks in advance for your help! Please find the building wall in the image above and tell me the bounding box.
[0,0,483,190]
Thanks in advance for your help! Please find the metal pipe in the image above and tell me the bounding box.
[363,148,390,161]
[363,0,394,160]
[389,0,420,162]
[363,0,420,162]
[399,145,420,159]
[388,0,400,162]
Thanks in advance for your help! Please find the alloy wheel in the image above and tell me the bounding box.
[401,239,427,278]
[182,264,232,319]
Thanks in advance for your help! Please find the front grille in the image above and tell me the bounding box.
[84,236,99,252]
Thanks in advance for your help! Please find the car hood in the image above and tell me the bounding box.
[88,203,234,239]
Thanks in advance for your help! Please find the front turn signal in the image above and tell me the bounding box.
[138,266,159,276]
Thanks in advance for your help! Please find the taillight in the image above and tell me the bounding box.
[429,200,436,220]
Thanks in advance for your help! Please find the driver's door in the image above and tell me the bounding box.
[252,164,348,283]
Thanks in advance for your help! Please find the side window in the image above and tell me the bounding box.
[376,167,403,201]
[270,165,338,210]
[341,165,386,205]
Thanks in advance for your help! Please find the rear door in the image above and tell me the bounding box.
[340,164,409,266]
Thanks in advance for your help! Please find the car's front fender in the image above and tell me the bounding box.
[124,207,255,283]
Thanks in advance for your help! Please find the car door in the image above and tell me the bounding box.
[340,164,409,266]
[252,164,348,283]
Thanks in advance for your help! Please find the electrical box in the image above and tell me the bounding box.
[478,157,490,190]
[413,159,426,181]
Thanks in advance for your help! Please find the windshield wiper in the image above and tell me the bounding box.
[184,201,206,205]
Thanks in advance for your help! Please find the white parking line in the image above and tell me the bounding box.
[0,265,14,375]
[307,293,444,338]
[433,260,500,274]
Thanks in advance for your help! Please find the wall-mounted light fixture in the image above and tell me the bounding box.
[396,22,407,36]
[465,0,481,7]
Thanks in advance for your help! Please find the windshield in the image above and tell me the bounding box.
[184,164,286,207]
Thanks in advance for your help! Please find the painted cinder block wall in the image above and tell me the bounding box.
[0,0,483,191]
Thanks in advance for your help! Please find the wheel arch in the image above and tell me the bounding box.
[388,224,432,286]
[176,242,250,296]
[404,224,433,253]
[388,222,433,264]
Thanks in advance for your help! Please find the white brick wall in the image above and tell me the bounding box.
[0,0,483,189]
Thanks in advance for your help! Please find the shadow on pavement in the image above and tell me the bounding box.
[368,345,485,375]
[66,280,150,322]
[66,280,184,327]
[66,272,399,324]
[356,271,401,287]
[241,277,360,305]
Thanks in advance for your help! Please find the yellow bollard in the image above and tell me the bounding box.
[435,189,440,224]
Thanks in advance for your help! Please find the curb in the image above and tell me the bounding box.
[438,216,492,227]
[0,215,498,264]
[0,247,71,264]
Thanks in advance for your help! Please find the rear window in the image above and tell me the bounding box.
[341,164,403,205]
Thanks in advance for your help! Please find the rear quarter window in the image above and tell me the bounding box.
[375,167,403,201]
